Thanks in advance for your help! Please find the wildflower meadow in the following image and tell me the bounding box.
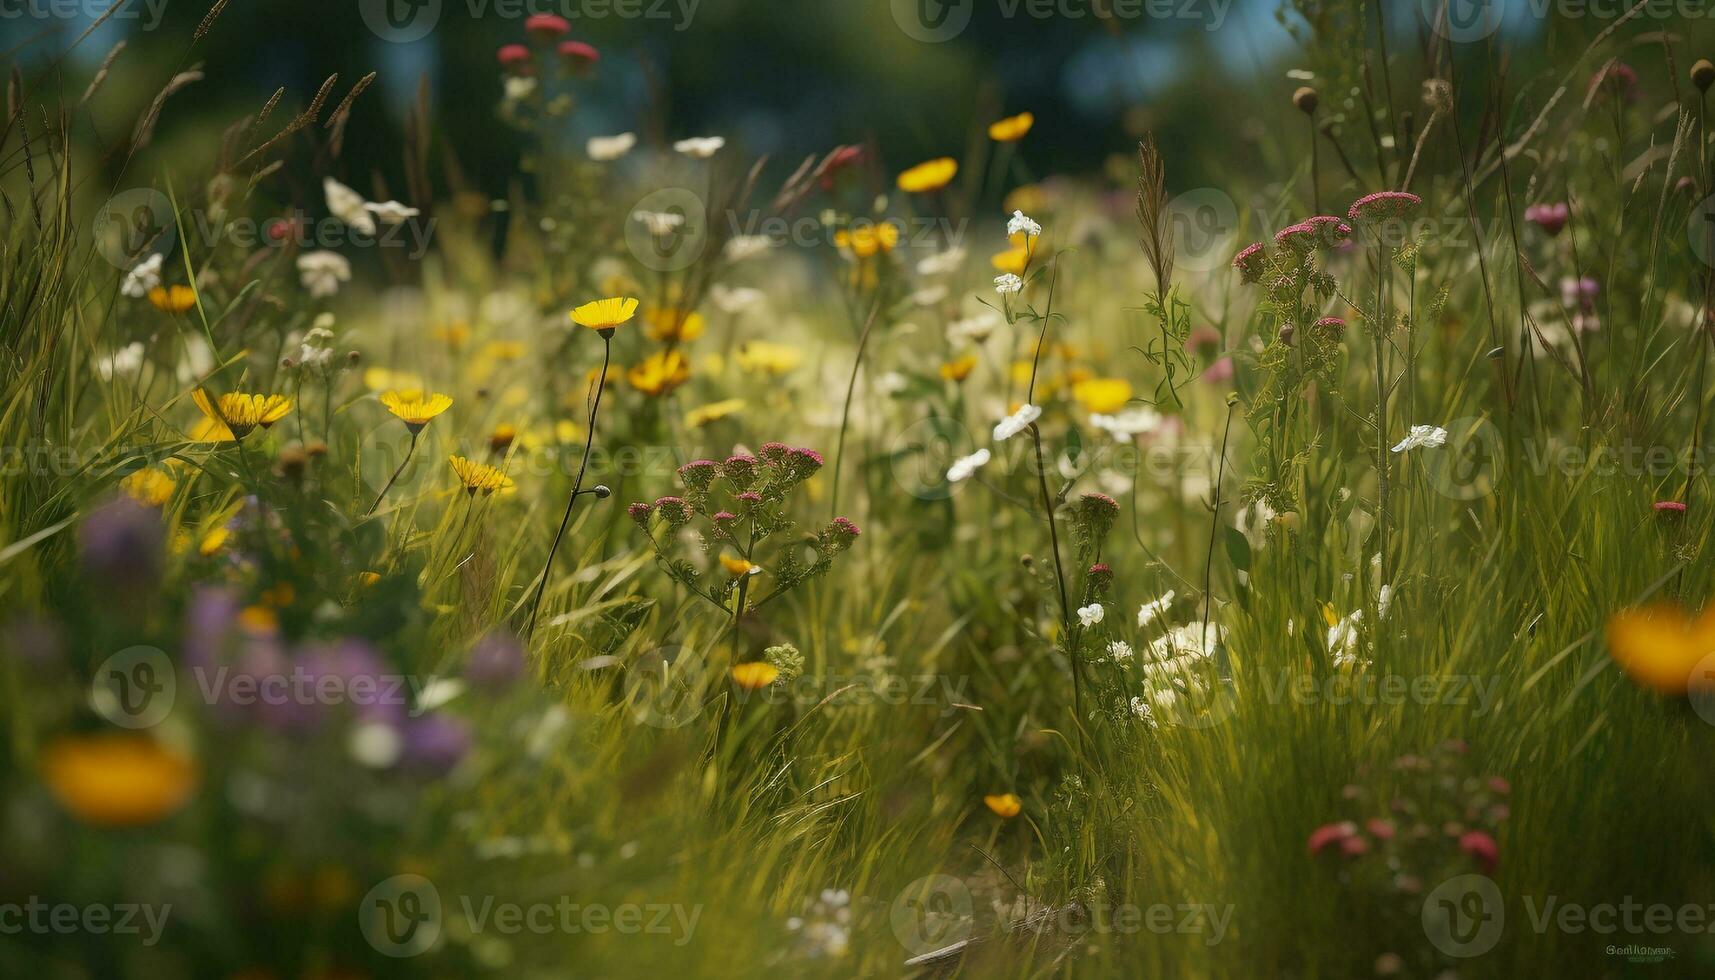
[6,1,1715,977]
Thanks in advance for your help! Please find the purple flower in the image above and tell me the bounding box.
[1524,202,1569,236]
[402,714,472,774]
[467,630,526,690]
[78,496,164,599]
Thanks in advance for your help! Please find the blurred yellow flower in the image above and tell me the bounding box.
[193,388,291,440]
[147,284,197,314]
[983,793,1022,818]
[1072,378,1134,414]
[736,341,802,376]
[645,307,706,343]
[42,733,197,827]
[1004,184,1048,215]
[121,469,176,507]
[1605,604,1715,695]
[720,554,760,577]
[571,296,639,333]
[482,340,527,360]
[991,246,1029,276]
[685,398,746,427]
[627,350,692,396]
[432,321,472,348]
[449,455,515,495]
[379,389,454,431]
[897,158,957,193]
[731,662,780,690]
[940,355,978,383]
[198,526,230,556]
[988,111,1034,142]
[835,222,900,259]
[364,368,425,392]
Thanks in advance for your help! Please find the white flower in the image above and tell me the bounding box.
[876,371,909,395]
[503,75,537,100]
[323,177,375,235]
[1377,584,1393,620]
[992,403,1041,441]
[1137,590,1176,629]
[1107,640,1133,662]
[632,209,684,236]
[120,253,162,298]
[587,132,637,161]
[710,284,765,314]
[1390,424,1448,453]
[296,250,351,298]
[673,136,725,158]
[97,342,146,381]
[994,273,1024,295]
[918,248,967,277]
[946,311,999,345]
[724,235,773,261]
[1327,609,1364,667]
[1076,603,1105,627]
[1147,621,1223,663]
[1006,210,1041,238]
[946,448,990,483]
[911,285,948,307]
[365,200,420,226]
[1130,695,1156,726]
[1090,406,1163,439]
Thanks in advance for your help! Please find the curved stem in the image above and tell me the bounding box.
[365,430,418,517]
[526,334,612,640]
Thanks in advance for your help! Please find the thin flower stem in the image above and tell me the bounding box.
[828,303,879,521]
[1201,399,1236,649]
[365,429,417,517]
[526,334,612,640]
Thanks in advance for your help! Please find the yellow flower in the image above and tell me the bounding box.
[192,388,292,440]
[482,340,527,360]
[121,469,175,507]
[42,733,198,827]
[896,157,958,194]
[190,416,235,443]
[940,355,979,383]
[983,793,1023,818]
[379,389,454,431]
[720,554,761,577]
[147,284,197,314]
[571,296,640,333]
[834,222,900,259]
[1004,184,1048,215]
[991,246,1029,276]
[198,526,231,556]
[988,111,1034,142]
[432,321,472,348]
[736,341,802,376]
[685,398,746,427]
[364,367,425,392]
[1605,604,1715,695]
[731,662,780,690]
[489,424,518,453]
[1072,378,1134,415]
[627,350,692,397]
[357,571,383,588]
[645,307,706,343]
[449,455,515,495]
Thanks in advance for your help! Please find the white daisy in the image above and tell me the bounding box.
[323,177,375,235]
[1090,406,1163,439]
[917,247,967,277]
[710,284,765,314]
[946,311,1000,345]
[366,200,420,226]
[633,210,685,237]
[992,403,1041,441]
[120,253,163,298]
[296,250,351,298]
[97,342,146,380]
[673,136,725,159]
[1390,424,1448,453]
[946,448,990,483]
[587,132,637,161]
[724,235,773,261]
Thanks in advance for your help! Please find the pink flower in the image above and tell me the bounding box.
[497,44,532,71]
[1308,821,1357,856]
[1202,356,1234,384]
[1525,202,1569,236]
[1589,61,1639,101]
[1487,776,1512,795]
[1232,242,1266,283]
[1185,324,1222,352]
[557,40,599,73]
[524,13,570,38]
[1346,191,1422,225]
[1366,818,1396,840]
[1655,500,1687,517]
[1458,830,1499,873]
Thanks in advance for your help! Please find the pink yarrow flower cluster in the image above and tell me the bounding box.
[1346,191,1423,225]
[497,15,600,75]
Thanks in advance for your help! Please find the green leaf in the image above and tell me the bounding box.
[1223,525,1252,573]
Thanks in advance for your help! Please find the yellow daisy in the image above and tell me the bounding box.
[627,350,692,397]
[570,296,640,333]
[896,157,958,194]
[645,307,706,343]
[988,111,1035,142]
[834,222,900,259]
[939,355,979,383]
[448,455,515,495]
[378,389,454,432]
[736,341,803,376]
[1072,378,1134,415]
[147,284,197,314]
[193,388,292,440]
[983,793,1023,818]
[731,661,780,690]
[684,398,746,428]
[121,469,176,507]
[42,733,198,827]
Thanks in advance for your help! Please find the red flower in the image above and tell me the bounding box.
[1308,821,1356,856]
[1458,830,1499,873]
[497,44,532,71]
[525,13,570,38]
[1655,500,1687,517]
[558,40,600,74]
